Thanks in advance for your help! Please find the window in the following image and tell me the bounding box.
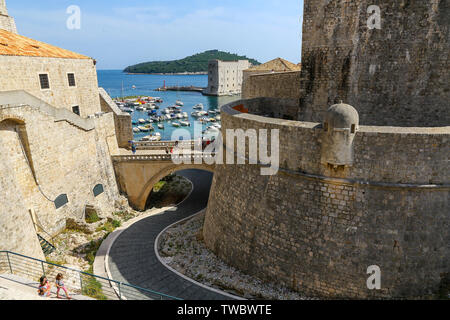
[67,73,76,87]
[39,74,50,90]
[72,106,80,116]
[93,184,104,197]
[54,194,68,209]
[351,124,356,134]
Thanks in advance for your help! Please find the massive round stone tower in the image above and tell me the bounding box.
[203,0,449,299]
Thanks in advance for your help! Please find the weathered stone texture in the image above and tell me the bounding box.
[298,0,449,126]
[99,87,133,148]
[242,71,302,100]
[0,101,121,257]
[0,0,17,34]
[203,101,450,298]
[0,56,101,117]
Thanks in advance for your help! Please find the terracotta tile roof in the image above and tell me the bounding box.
[0,29,91,60]
[246,58,301,72]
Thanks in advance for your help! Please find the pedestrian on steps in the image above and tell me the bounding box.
[55,273,71,300]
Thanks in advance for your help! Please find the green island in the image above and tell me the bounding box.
[123,49,260,74]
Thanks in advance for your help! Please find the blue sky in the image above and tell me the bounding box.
[7,0,304,69]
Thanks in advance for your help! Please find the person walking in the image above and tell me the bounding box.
[55,273,72,299]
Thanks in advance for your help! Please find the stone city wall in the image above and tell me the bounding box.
[203,99,450,298]
[298,0,449,126]
[0,97,121,259]
[242,71,302,101]
[99,87,133,148]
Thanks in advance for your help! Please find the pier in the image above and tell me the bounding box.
[155,85,205,93]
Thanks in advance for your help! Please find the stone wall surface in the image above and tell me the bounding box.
[99,87,133,148]
[242,71,302,100]
[298,0,449,126]
[0,56,100,117]
[0,97,121,258]
[203,101,450,298]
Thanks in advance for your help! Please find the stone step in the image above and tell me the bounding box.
[0,274,94,300]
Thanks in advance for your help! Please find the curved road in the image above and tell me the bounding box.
[108,169,233,300]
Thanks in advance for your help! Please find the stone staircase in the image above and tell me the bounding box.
[37,234,56,256]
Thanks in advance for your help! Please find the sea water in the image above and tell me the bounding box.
[97,70,239,141]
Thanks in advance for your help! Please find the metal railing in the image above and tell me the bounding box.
[0,251,181,300]
[112,152,217,163]
[134,140,196,150]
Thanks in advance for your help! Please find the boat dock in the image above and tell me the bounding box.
[155,85,205,93]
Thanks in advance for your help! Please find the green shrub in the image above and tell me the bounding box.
[81,274,107,300]
[85,210,100,224]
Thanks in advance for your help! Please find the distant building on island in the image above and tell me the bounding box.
[203,59,251,96]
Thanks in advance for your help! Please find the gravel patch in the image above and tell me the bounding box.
[158,212,314,300]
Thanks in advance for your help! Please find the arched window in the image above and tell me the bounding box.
[54,194,69,209]
[93,184,104,197]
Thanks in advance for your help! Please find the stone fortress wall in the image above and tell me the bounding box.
[205,60,251,96]
[0,90,122,259]
[242,71,302,101]
[99,87,133,148]
[298,0,449,126]
[203,99,449,299]
[0,56,100,118]
[203,0,449,298]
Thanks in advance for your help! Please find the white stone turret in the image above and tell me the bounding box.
[0,0,17,34]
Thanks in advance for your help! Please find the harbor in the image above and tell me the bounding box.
[99,71,239,141]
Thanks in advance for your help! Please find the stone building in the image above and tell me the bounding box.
[0,1,128,260]
[0,0,16,34]
[242,58,302,101]
[204,59,251,96]
[203,0,449,299]
[243,57,300,82]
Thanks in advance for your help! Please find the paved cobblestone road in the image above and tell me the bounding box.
[108,169,234,300]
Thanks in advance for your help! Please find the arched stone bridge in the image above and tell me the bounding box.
[112,141,215,210]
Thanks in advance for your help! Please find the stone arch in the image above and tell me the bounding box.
[0,117,36,179]
[135,163,215,211]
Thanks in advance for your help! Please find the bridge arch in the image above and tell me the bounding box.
[136,164,215,211]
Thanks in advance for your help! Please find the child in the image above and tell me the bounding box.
[55,273,71,299]
[38,276,51,297]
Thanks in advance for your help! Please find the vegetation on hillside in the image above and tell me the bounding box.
[123,50,260,74]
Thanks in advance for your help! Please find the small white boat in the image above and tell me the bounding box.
[158,124,164,129]
[193,103,203,110]
[133,127,140,133]
[138,126,149,132]
[177,114,183,119]
[216,115,221,121]
[182,112,188,118]
[172,122,180,127]
[138,118,146,124]
[142,133,161,142]
[176,100,184,106]
[136,106,144,111]
[180,121,190,127]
